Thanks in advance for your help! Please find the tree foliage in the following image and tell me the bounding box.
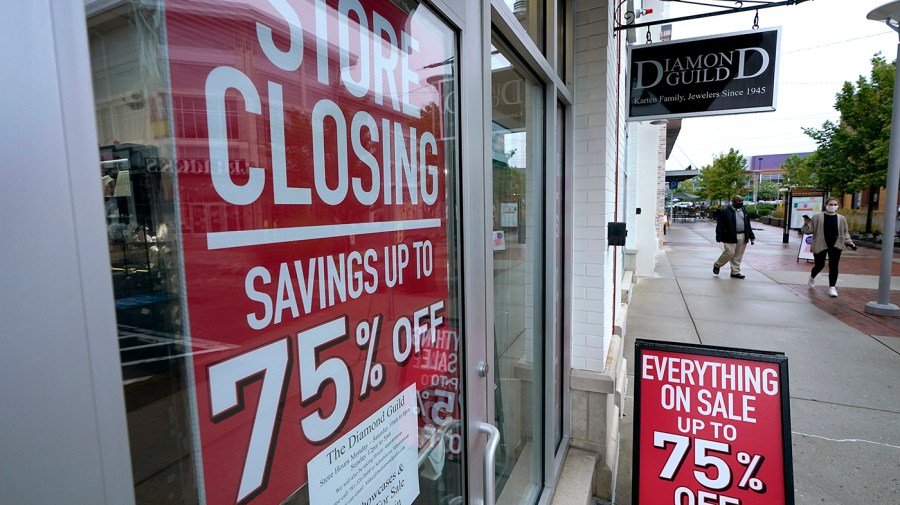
[781,153,820,188]
[699,148,750,202]
[675,172,703,197]
[801,54,895,194]
[800,53,896,232]
[756,180,780,200]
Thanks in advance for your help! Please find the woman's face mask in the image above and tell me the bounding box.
[826,205,839,212]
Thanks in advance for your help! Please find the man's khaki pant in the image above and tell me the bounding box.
[715,233,747,275]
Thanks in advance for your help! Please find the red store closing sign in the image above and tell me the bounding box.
[633,340,795,505]
[165,0,458,503]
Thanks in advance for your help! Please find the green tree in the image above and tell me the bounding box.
[756,180,780,200]
[692,166,713,201]
[700,148,750,202]
[802,54,895,232]
[781,153,820,188]
[675,173,703,198]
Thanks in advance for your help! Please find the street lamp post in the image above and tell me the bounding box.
[864,2,900,316]
[756,157,764,204]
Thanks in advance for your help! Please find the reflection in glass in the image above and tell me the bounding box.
[556,0,567,81]
[491,41,544,505]
[89,2,198,503]
[503,0,546,52]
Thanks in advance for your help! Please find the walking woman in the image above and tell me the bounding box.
[801,197,857,297]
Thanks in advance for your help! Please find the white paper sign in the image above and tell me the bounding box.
[500,203,518,227]
[308,384,420,505]
[493,230,506,251]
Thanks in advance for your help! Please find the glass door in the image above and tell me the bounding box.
[86,1,483,504]
[489,40,545,505]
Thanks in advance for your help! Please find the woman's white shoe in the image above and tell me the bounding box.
[828,287,838,297]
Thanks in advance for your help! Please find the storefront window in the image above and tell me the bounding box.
[89,3,198,502]
[502,0,545,53]
[88,1,462,504]
[556,0,569,84]
[490,40,545,505]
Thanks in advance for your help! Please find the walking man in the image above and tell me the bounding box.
[713,195,755,279]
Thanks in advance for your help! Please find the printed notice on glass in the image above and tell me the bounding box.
[309,384,420,505]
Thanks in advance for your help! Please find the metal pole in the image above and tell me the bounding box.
[752,173,758,203]
[865,33,900,316]
[613,0,813,32]
[782,190,791,244]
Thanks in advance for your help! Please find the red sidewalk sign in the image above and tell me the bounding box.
[633,339,794,505]
[165,0,457,503]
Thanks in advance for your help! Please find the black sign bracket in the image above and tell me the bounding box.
[614,0,813,35]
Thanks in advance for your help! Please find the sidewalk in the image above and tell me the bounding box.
[616,219,900,504]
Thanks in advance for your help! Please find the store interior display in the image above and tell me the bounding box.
[99,143,181,382]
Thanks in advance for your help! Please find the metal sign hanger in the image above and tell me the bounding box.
[615,0,813,34]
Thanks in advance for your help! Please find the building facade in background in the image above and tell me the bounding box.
[749,152,812,196]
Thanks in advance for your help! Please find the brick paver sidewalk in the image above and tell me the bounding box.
[684,222,900,337]
[783,284,900,337]
[689,220,900,338]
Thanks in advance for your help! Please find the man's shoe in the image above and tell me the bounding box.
[730,273,746,279]
[828,287,838,297]
[713,265,720,275]
[808,277,816,289]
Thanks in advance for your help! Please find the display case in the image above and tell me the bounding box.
[99,143,180,382]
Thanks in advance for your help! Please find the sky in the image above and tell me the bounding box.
[660,0,900,171]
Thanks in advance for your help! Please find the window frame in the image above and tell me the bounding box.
[491,0,573,502]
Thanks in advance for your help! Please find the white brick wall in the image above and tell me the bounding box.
[571,0,626,371]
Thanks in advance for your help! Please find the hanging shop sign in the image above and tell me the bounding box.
[165,0,458,503]
[633,339,795,505]
[627,28,781,121]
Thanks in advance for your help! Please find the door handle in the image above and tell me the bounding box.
[478,422,500,505]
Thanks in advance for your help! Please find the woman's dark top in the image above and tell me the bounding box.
[824,213,838,248]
